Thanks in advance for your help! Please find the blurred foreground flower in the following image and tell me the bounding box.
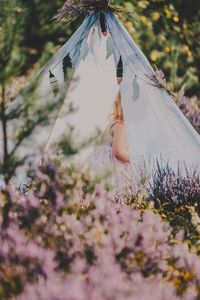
[0,159,199,299]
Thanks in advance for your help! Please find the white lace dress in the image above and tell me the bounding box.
[87,119,134,201]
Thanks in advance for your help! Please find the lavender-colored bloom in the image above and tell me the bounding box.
[0,158,199,300]
[150,160,200,209]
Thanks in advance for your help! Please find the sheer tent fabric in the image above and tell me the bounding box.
[0,14,98,186]
[105,13,200,171]
[1,12,200,187]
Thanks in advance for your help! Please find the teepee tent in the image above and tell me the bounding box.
[1,3,200,187]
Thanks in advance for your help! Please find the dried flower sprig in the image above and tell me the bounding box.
[52,0,128,24]
[145,65,176,99]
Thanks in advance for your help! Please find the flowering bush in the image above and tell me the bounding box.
[147,160,200,250]
[0,159,200,300]
[150,162,200,210]
[176,92,200,135]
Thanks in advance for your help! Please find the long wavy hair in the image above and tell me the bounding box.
[108,90,124,122]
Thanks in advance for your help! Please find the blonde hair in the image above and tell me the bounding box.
[108,91,124,122]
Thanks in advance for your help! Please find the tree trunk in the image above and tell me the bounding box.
[1,84,9,183]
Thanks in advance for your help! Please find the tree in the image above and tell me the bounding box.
[0,0,27,183]
[0,0,76,186]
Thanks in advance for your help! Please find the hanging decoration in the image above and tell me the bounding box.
[62,53,73,81]
[49,70,59,96]
[132,74,140,102]
[145,64,176,99]
[116,56,123,78]
[99,12,108,36]
[79,37,90,61]
[106,33,115,59]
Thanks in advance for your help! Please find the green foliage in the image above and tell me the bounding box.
[119,0,200,96]
[0,0,28,83]
[0,1,81,184]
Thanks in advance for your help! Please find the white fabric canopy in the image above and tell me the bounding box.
[1,12,200,188]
